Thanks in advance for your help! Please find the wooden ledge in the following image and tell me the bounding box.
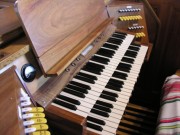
[0,37,30,69]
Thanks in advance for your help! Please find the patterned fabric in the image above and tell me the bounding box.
[156,75,180,135]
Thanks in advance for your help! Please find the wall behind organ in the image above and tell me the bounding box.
[145,0,180,96]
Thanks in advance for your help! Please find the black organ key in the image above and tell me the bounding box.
[121,57,134,64]
[125,50,137,58]
[84,62,104,71]
[96,48,115,58]
[96,100,113,108]
[93,104,111,113]
[114,31,127,36]
[74,75,95,84]
[118,62,132,69]
[109,78,124,85]
[82,66,101,75]
[112,71,127,80]
[107,37,123,45]
[116,63,131,72]
[112,33,126,39]
[105,84,121,91]
[57,95,81,105]
[127,50,138,55]
[103,43,119,50]
[116,66,130,73]
[70,81,91,90]
[86,62,105,70]
[90,55,109,64]
[53,99,77,110]
[102,90,118,98]
[91,108,109,117]
[77,72,97,80]
[131,43,141,47]
[106,83,122,91]
[87,122,103,131]
[100,94,117,102]
[63,88,85,98]
[76,73,97,84]
[66,84,88,94]
[128,46,140,51]
[87,116,106,126]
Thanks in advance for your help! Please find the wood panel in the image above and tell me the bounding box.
[15,0,108,76]
[143,0,180,98]
[0,4,23,46]
[0,66,24,135]
[0,37,29,69]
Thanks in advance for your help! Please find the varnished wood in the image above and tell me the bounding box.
[117,125,141,135]
[0,5,23,46]
[87,130,99,135]
[0,1,13,7]
[1,0,16,3]
[0,37,29,69]
[0,66,24,135]
[15,0,108,76]
[176,69,180,76]
[127,103,156,113]
[144,0,180,98]
[33,24,116,108]
[46,105,87,135]
[47,18,113,76]
[120,119,153,134]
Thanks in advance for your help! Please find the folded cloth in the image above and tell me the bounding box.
[156,75,180,135]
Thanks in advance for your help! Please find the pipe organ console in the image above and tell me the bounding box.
[0,66,51,135]
[0,0,158,135]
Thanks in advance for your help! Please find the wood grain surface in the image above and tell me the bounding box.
[0,37,29,69]
[0,66,24,135]
[46,105,87,135]
[15,0,108,75]
[0,5,23,45]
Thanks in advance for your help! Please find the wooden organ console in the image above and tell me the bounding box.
[0,0,158,135]
[0,66,51,135]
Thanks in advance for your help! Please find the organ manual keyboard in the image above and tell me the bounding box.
[0,66,51,135]
[15,0,149,134]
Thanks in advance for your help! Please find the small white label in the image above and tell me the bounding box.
[21,101,31,107]
[81,45,93,56]
[25,127,36,133]
[133,23,138,26]
[23,120,35,126]
[126,6,132,8]
[22,113,33,119]
[18,106,22,119]
[22,107,32,112]
[20,96,30,101]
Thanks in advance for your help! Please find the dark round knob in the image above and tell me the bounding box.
[21,64,36,82]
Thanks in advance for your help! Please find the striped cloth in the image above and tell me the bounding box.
[156,75,180,135]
